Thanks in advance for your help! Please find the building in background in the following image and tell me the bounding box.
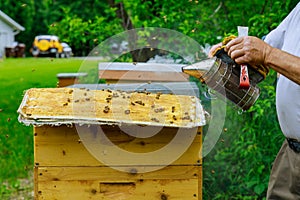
[0,10,25,57]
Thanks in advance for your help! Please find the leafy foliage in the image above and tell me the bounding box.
[202,1,297,199]
[203,71,283,199]
[1,0,297,56]
[48,6,123,56]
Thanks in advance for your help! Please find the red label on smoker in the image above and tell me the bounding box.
[239,64,250,89]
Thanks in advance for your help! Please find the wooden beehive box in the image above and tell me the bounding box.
[18,88,206,200]
[98,62,189,83]
[56,72,88,87]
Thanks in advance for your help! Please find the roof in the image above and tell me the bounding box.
[98,62,184,72]
[17,88,206,128]
[35,35,59,40]
[0,10,25,31]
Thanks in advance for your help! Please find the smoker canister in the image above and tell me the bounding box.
[182,58,260,110]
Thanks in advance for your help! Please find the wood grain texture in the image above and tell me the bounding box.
[37,166,200,182]
[99,70,189,83]
[33,126,203,199]
[34,125,202,167]
[35,166,202,200]
[37,175,199,200]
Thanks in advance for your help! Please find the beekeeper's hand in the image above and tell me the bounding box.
[225,36,300,84]
[208,42,222,58]
[224,36,272,66]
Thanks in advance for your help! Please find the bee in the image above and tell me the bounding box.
[171,106,175,113]
[151,118,160,123]
[103,106,110,113]
[112,93,119,98]
[156,92,162,100]
[154,107,165,113]
[135,100,145,106]
[182,116,191,120]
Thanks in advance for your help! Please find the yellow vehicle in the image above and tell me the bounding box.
[32,35,64,57]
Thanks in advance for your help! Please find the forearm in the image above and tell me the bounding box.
[266,47,300,85]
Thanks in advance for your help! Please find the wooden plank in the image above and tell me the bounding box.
[57,73,88,78]
[37,178,199,200]
[99,70,189,83]
[56,73,88,87]
[57,77,77,87]
[34,125,202,167]
[37,165,200,182]
[34,166,39,200]
[98,62,185,72]
[197,126,203,199]
[198,169,202,200]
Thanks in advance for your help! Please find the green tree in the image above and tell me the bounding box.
[48,5,122,56]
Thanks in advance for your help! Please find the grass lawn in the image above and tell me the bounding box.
[0,57,100,198]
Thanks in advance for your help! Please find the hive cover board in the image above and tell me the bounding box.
[18,88,206,128]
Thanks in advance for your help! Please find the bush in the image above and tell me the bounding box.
[201,1,297,198]
[203,71,283,199]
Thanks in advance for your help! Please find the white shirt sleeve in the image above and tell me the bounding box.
[264,2,300,49]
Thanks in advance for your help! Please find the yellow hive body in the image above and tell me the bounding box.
[18,88,206,200]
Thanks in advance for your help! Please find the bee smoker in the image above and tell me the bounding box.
[182,57,261,111]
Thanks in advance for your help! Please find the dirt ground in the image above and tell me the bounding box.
[3,175,34,200]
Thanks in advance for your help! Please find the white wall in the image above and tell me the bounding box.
[0,20,15,56]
